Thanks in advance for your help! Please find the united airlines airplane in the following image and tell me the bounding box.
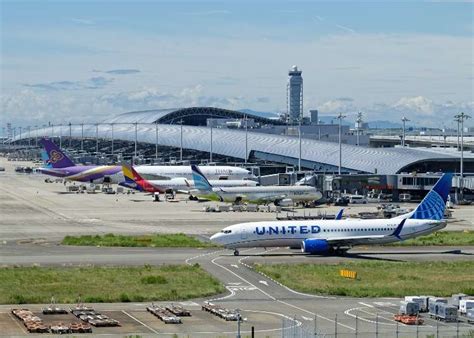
[210,173,453,256]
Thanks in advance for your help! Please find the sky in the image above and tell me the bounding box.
[1,1,473,130]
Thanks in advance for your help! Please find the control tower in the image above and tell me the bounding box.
[287,65,303,125]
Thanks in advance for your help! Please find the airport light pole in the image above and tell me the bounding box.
[455,116,461,150]
[401,116,410,147]
[356,112,363,146]
[244,115,248,164]
[51,124,54,142]
[337,112,346,175]
[59,124,63,149]
[210,121,213,163]
[111,123,114,157]
[178,120,184,162]
[455,112,471,200]
[155,123,158,160]
[298,118,302,171]
[68,123,72,148]
[19,126,22,145]
[80,123,84,151]
[95,123,99,154]
[28,126,31,146]
[318,119,322,140]
[134,122,138,164]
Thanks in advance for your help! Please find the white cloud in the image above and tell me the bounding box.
[393,96,435,115]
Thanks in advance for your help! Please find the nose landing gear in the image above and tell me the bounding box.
[233,249,240,256]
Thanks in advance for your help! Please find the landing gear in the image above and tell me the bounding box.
[330,247,349,256]
[233,249,240,256]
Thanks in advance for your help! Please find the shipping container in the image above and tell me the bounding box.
[405,296,428,312]
[399,301,419,316]
[459,299,474,314]
[436,303,458,322]
[451,293,467,308]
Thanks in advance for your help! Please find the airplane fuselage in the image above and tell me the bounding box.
[199,185,322,204]
[210,218,446,250]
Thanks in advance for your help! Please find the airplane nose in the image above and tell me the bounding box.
[210,233,220,242]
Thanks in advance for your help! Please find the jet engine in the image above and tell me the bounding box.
[275,198,293,206]
[301,239,330,254]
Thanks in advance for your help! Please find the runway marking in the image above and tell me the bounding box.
[231,264,239,268]
[227,282,242,285]
[359,302,374,308]
[121,310,159,334]
[159,309,301,335]
[184,249,224,265]
[238,249,334,300]
[259,280,268,286]
[345,307,399,326]
[211,249,355,331]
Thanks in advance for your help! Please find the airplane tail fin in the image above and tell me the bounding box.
[191,165,213,191]
[122,164,146,191]
[408,173,453,220]
[335,208,344,220]
[39,138,75,168]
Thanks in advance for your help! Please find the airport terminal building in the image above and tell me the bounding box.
[10,106,474,176]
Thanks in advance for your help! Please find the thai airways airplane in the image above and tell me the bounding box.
[210,173,453,256]
[122,164,258,194]
[37,139,253,184]
[192,165,323,206]
[38,139,123,183]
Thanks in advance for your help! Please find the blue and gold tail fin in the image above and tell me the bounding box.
[191,165,213,191]
[409,173,453,220]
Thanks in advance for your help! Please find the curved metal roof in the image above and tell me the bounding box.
[22,123,470,174]
[103,107,285,126]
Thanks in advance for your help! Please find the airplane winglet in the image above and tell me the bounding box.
[392,218,407,240]
[335,208,344,220]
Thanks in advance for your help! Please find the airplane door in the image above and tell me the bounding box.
[241,229,248,240]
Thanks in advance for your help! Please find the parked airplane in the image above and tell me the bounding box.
[122,164,258,194]
[210,173,453,256]
[38,139,252,184]
[38,139,123,183]
[192,165,322,206]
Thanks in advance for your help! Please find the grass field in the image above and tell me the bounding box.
[0,264,224,304]
[388,231,474,246]
[255,261,474,297]
[62,233,218,248]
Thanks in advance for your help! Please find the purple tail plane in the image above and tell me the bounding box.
[38,138,123,183]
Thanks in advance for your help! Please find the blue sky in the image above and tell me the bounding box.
[1,1,473,128]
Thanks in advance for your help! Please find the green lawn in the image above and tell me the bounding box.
[255,261,474,297]
[0,265,224,304]
[62,233,218,248]
[389,231,474,246]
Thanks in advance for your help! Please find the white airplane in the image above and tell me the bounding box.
[192,165,322,206]
[135,165,252,181]
[122,165,257,194]
[210,173,453,256]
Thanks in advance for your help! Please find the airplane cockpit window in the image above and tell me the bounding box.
[221,230,232,234]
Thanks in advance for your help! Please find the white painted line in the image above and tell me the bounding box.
[211,249,355,331]
[259,280,268,286]
[231,264,239,268]
[121,310,159,334]
[358,302,374,308]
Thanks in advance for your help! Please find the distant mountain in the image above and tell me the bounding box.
[238,109,280,119]
[367,120,403,129]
